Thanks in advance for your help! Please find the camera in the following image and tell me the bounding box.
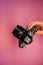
[12,25,38,48]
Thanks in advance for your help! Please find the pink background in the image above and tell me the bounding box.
[0,0,43,65]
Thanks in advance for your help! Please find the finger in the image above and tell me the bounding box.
[27,21,43,30]
[27,21,34,28]
[35,31,43,35]
[26,21,34,30]
[28,22,39,29]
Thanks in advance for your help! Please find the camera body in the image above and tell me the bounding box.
[12,25,38,48]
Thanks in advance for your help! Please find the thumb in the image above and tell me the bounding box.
[35,30,43,35]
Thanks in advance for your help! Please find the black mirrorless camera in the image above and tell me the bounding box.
[12,25,38,48]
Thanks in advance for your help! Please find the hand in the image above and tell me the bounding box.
[26,21,43,35]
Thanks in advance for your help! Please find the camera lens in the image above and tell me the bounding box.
[19,40,26,48]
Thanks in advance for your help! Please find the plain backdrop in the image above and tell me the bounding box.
[0,0,43,65]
